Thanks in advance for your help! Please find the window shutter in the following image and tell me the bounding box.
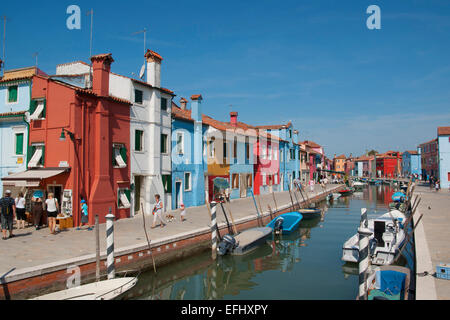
[112,146,116,166]
[27,145,35,165]
[124,189,131,202]
[41,146,45,166]
[8,86,18,102]
[120,146,127,164]
[15,133,24,155]
[29,100,37,114]
[42,99,46,118]
[135,130,142,151]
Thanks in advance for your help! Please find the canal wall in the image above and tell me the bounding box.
[0,184,343,300]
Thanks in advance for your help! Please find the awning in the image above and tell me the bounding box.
[2,168,70,187]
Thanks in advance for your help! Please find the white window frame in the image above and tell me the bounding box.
[274,147,278,160]
[262,145,267,160]
[6,85,19,104]
[268,145,272,160]
[176,132,184,155]
[209,139,215,158]
[232,173,239,189]
[30,100,45,120]
[262,173,267,186]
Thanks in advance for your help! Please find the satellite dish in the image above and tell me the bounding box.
[139,64,145,79]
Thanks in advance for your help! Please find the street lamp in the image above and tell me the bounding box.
[59,128,76,142]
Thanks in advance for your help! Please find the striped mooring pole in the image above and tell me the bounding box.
[106,208,115,280]
[211,265,217,300]
[358,208,372,300]
[210,201,218,260]
[360,207,368,228]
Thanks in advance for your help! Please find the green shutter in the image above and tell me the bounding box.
[41,99,46,118]
[8,86,18,103]
[27,145,36,165]
[135,130,142,151]
[15,133,24,155]
[120,146,127,164]
[112,146,116,166]
[162,175,172,193]
[29,100,37,114]
[124,189,131,202]
[40,146,45,166]
[161,134,166,153]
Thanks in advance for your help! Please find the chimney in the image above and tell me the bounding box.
[90,53,114,96]
[145,49,162,88]
[191,94,202,122]
[180,97,188,110]
[230,111,238,127]
[0,59,3,78]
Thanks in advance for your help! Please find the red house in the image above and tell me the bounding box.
[253,130,281,195]
[376,151,401,178]
[10,54,131,226]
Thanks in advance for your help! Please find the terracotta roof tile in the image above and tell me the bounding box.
[438,126,450,135]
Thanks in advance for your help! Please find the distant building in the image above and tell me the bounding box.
[333,154,346,177]
[419,138,439,181]
[438,126,450,189]
[401,150,421,177]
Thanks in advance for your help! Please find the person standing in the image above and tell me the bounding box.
[32,197,44,230]
[77,199,92,230]
[180,203,186,222]
[309,179,315,193]
[1,190,16,240]
[45,193,59,235]
[15,192,26,229]
[435,179,440,192]
[151,194,166,228]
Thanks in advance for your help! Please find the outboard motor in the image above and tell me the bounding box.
[218,234,237,256]
[369,238,378,256]
[273,217,284,234]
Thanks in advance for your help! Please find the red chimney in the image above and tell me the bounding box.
[0,59,3,77]
[230,111,238,127]
[90,53,114,96]
[180,97,188,110]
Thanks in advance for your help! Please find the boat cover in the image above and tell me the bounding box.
[373,270,406,297]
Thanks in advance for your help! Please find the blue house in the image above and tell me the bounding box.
[401,150,421,177]
[0,66,46,196]
[171,96,208,209]
[438,127,450,189]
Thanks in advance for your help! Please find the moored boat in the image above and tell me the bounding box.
[30,277,138,300]
[298,208,321,220]
[266,212,303,234]
[342,209,406,265]
[217,227,273,256]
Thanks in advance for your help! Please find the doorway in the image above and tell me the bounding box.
[175,181,182,209]
[47,185,63,206]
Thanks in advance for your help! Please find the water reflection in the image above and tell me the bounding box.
[122,185,413,300]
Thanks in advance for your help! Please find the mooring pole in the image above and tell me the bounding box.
[105,208,115,280]
[95,215,100,282]
[358,208,372,300]
[210,201,218,260]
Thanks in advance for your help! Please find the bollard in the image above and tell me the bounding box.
[357,212,372,300]
[210,201,218,260]
[106,208,115,280]
[360,208,368,228]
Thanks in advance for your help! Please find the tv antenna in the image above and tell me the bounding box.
[132,28,147,79]
[1,16,8,68]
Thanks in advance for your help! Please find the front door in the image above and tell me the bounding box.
[240,174,247,198]
[175,181,182,209]
[47,185,62,208]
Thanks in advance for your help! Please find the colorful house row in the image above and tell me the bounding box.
[0,50,329,226]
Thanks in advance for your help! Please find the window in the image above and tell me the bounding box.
[223,142,228,161]
[232,173,239,189]
[135,130,144,151]
[161,97,168,111]
[176,132,184,154]
[184,172,191,191]
[262,145,267,159]
[274,147,277,160]
[289,129,292,138]
[28,144,45,168]
[280,149,283,162]
[162,175,172,193]
[112,144,127,168]
[15,133,24,155]
[30,100,45,120]
[245,140,250,160]
[268,145,272,160]
[247,174,253,188]
[161,134,168,154]
[134,89,143,104]
[209,138,215,158]
[262,173,267,186]
[8,86,18,103]
[233,137,237,159]
[117,188,131,209]
[274,174,278,185]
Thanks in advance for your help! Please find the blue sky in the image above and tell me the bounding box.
[2,0,450,157]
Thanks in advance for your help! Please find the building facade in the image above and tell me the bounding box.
[419,139,439,181]
[438,127,450,189]
[401,150,421,177]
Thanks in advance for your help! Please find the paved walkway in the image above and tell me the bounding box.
[0,184,339,279]
[414,184,450,300]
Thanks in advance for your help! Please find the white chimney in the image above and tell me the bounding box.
[145,49,162,88]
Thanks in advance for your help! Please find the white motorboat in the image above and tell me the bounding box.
[30,277,138,300]
[342,210,407,266]
[352,181,366,188]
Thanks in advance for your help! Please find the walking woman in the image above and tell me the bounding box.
[15,192,26,229]
[45,193,59,234]
[32,196,44,230]
[151,194,166,228]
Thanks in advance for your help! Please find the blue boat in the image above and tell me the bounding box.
[391,192,405,202]
[266,212,303,234]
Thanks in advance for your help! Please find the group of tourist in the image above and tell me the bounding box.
[428,176,440,191]
[0,189,62,240]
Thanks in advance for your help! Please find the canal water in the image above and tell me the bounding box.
[123,185,415,300]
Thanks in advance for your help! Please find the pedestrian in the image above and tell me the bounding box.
[151,194,166,228]
[32,196,44,230]
[0,190,16,240]
[15,192,26,229]
[429,176,434,190]
[435,179,440,192]
[180,203,186,222]
[77,199,92,230]
[45,193,59,235]
[309,179,315,193]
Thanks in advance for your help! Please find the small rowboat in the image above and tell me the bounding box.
[266,212,303,234]
[338,188,354,196]
[30,277,138,300]
[298,208,321,220]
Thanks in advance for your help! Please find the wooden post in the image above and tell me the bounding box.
[95,215,100,282]
[250,190,262,227]
[271,191,278,212]
[141,202,156,273]
[224,200,238,235]
[256,194,264,226]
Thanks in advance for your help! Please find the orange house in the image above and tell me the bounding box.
[11,54,131,226]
